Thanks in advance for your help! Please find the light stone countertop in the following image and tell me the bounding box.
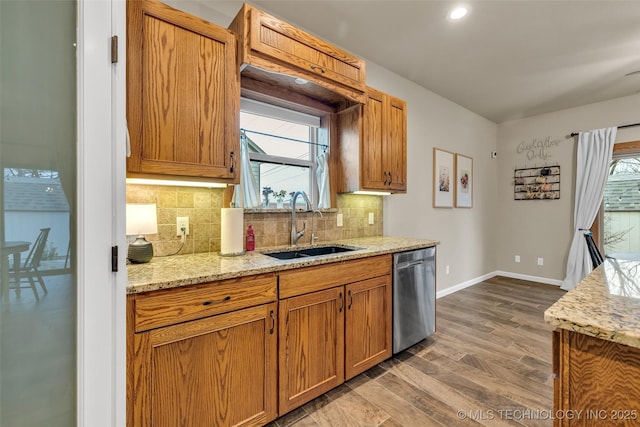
[544,257,640,349]
[127,236,439,294]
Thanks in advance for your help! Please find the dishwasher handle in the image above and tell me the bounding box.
[396,259,430,269]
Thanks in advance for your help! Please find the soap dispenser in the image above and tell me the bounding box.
[246,224,255,251]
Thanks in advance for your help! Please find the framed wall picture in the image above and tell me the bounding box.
[455,153,473,208]
[433,148,454,208]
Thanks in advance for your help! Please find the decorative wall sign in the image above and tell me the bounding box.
[455,154,473,208]
[514,166,560,200]
[516,136,562,161]
[433,148,454,208]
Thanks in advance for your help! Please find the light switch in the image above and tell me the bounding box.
[368,212,374,225]
[337,213,343,227]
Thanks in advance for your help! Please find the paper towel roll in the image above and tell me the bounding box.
[221,208,244,255]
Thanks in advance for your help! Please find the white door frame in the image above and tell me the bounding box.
[77,0,126,425]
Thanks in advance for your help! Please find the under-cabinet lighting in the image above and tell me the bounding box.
[352,191,392,196]
[126,178,228,188]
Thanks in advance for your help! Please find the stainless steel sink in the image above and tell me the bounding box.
[264,245,359,260]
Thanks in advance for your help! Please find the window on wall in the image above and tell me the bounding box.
[240,98,323,207]
[601,149,640,256]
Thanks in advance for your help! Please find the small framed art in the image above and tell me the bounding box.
[433,148,454,208]
[455,153,473,208]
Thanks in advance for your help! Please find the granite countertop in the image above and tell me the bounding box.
[544,257,640,349]
[127,236,439,294]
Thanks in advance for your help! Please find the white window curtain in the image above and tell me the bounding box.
[233,132,261,208]
[316,149,331,208]
[561,127,617,290]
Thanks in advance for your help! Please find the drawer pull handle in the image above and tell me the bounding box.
[202,296,231,306]
[339,292,344,312]
[348,290,353,310]
[269,310,275,334]
[310,65,325,74]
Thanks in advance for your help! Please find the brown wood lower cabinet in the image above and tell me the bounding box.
[278,287,345,414]
[278,256,392,416]
[553,329,640,427]
[345,276,392,380]
[127,256,394,426]
[127,274,278,427]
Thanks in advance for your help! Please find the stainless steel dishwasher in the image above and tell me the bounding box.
[393,246,436,353]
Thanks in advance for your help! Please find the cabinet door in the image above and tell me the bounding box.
[279,287,345,415]
[361,88,386,190]
[127,0,239,180]
[131,303,277,427]
[345,276,392,379]
[385,95,407,192]
[247,7,365,92]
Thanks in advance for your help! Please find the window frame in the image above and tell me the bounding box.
[240,97,323,206]
[594,140,640,248]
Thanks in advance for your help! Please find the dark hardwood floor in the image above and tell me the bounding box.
[268,276,566,427]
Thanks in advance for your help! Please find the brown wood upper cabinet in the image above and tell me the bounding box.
[126,0,240,181]
[338,87,407,193]
[229,3,367,106]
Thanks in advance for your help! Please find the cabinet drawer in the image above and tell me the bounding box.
[133,273,277,332]
[279,255,391,299]
[248,7,365,92]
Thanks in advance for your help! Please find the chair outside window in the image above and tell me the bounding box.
[11,227,50,301]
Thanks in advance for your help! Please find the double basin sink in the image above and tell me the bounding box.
[264,245,359,260]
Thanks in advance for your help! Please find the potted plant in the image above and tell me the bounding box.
[275,190,288,208]
[262,186,273,208]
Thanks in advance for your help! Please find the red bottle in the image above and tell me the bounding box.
[246,224,255,252]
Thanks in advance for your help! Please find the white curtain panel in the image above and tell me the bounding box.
[233,132,261,208]
[316,150,331,208]
[561,127,617,290]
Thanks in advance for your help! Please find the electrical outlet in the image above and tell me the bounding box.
[537,257,544,266]
[368,212,374,225]
[337,213,343,227]
[176,216,189,236]
[515,255,521,263]
[446,265,450,275]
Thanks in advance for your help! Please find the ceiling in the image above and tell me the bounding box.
[204,0,640,124]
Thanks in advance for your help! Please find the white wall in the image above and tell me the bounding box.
[366,63,498,293]
[496,93,640,281]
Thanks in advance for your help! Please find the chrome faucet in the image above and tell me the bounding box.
[311,209,323,245]
[291,191,312,246]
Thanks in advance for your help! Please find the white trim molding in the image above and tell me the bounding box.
[493,271,563,287]
[437,270,562,299]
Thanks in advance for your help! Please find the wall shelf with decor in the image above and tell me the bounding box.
[514,166,560,200]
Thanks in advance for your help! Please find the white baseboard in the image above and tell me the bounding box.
[494,270,563,287]
[436,271,495,299]
[436,270,562,299]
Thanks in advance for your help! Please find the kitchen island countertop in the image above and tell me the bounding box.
[544,257,640,349]
[127,236,439,294]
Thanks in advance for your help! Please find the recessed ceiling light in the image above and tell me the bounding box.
[294,77,309,85]
[448,6,469,21]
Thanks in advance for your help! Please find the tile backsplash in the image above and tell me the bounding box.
[126,184,383,255]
